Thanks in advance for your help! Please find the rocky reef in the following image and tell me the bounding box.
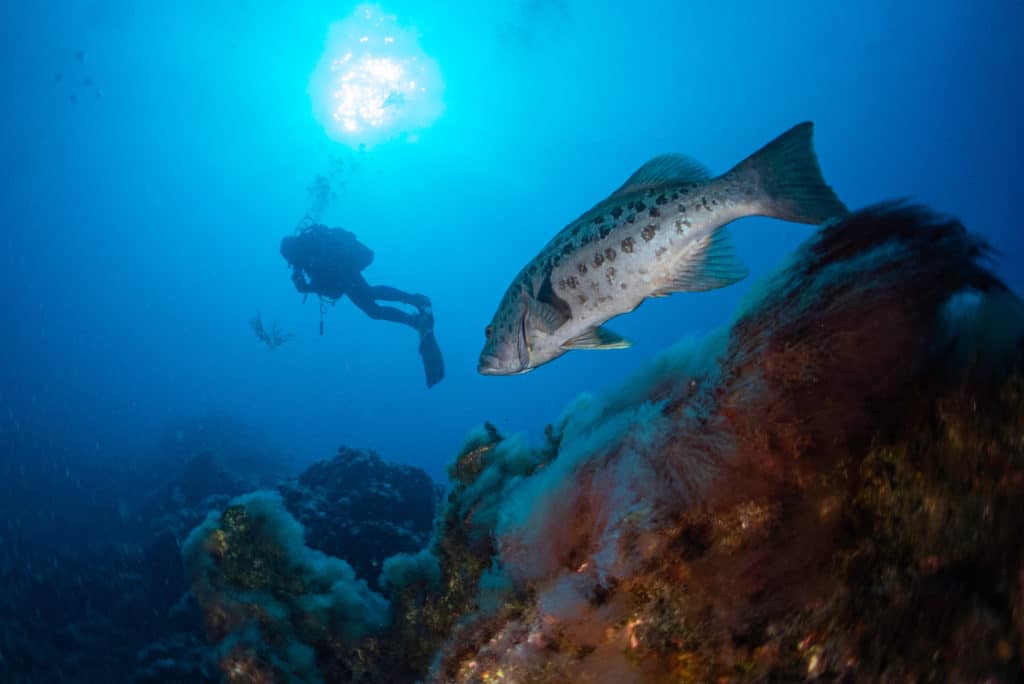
[5,202,1020,683]
[0,428,439,683]
[179,203,1024,683]
[417,203,1024,683]
[279,446,441,585]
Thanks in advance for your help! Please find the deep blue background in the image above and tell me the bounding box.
[2,1,1022,481]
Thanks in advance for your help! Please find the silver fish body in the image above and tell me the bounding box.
[479,122,847,375]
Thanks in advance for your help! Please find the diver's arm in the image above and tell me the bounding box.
[291,266,313,293]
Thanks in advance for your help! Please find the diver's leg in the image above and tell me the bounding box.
[346,275,419,328]
[367,285,431,310]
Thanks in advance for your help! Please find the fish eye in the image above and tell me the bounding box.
[485,325,493,340]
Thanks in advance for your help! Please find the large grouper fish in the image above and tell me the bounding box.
[478,121,848,375]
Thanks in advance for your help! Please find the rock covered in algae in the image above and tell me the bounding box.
[422,204,1024,684]
[180,204,1024,683]
[184,490,392,683]
[279,446,442,585]
[181,447,444,683]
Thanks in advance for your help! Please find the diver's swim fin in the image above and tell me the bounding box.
[419,329,445,388]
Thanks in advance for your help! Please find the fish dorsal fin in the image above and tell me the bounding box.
[562,326,632,350]
[655,227,749,295]
[570,154,713,227]
[611,154,712,199]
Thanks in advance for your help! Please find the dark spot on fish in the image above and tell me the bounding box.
[620,237,635,253]
[641,224,657,241]
[711,198,718,206]
[692,203,701,213]
[648,207,660,218]
[578,262,588,274]
[675,218,691,234]
[671,192,679,201]
[610,206,623,219]
[558,278,566,289]
[620,282,628,290]
[581,233,595,245]
[592,215,605,225]
[567,275,579,289]
[678,204,687,213]
[626,213,637,224]
[702,196,711,211]
[577,294,588,305]
[598,226,611,240]
[635,200,646,212]
[552,255,561,267]
[604,247,616,262]
[593,252,605,267]
[560,242,573,256]
[656,194,667,206]
[605,266,617,285]
[655,246,667,258]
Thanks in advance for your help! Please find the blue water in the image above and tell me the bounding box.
[3,0,1022,484]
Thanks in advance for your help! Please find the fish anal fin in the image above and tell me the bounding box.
[562,326,632,350]
[656,228,749,295]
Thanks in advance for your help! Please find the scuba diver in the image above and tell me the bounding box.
[280,223,445,388]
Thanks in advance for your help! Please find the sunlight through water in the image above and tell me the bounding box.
[309,4,444,147]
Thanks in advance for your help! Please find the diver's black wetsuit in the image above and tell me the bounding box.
[280,224,444,387]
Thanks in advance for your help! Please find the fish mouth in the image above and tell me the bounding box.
[477,354,505,375]
[478,354,531,376]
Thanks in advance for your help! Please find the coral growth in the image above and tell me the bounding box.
[184,490,391,683]
[280,446,441,585]
[179,203,1024,683]
[420,204,1024,683]
[181,447,443,683]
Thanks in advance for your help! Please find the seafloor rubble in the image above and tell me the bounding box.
[183,203,1024,683]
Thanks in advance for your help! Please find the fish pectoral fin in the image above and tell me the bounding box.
[529,297,570,333]
[656,228,749,295]
[562,326,632,350]
[610,153,712,198]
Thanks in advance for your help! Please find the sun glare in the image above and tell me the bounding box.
[309,4,444,147]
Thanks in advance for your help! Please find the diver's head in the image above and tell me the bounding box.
[279,234,302,265]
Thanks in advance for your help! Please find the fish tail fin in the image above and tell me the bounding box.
[731,121,848,224]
